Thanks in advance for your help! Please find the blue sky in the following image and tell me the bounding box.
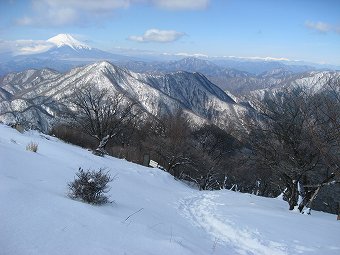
[1,0,340,64]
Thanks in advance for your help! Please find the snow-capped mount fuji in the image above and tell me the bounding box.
[36,33,126,61]
[0,61,247,131]
[0,34,131,75]
[47,34,92,50]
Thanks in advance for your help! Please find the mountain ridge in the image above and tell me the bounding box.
[0,61,246,131]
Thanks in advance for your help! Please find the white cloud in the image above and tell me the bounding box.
[305,21,331,33]
[224,56,290,61]
[0,39,54,55]
[172,52,209,58]
[305,20,340,35]
[16,0,210,27]
[17,7,78,26]
[40,0,131,12]
[15,0,129,27]
[152,0,210,10]
[128,29,185,43]
[16,41,54,55]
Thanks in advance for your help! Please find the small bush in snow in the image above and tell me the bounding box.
[26,142,38,152]
[68,167,113,205]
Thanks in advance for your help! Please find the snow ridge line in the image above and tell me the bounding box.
[178,192,287,255]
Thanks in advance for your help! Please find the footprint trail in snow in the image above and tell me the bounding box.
[179,192,287,255]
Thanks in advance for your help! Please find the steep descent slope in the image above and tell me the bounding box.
[0,124,339,255]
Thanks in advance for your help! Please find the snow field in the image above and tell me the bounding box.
[0,124,339,255]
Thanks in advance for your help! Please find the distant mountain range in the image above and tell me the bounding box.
[0,61,248,131]
[119,57,307,94]
[1,34,340,131]
[1,58,339,132]
[1,34,339,97]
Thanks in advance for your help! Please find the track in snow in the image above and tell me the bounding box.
[179,192,287,255]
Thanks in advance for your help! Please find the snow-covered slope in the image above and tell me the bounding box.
[245,70,340,101]
[289,71,340,93]
[1,124,339,255]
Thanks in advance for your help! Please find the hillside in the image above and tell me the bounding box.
[0,124,339,255]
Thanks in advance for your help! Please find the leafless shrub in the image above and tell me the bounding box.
[26,141,38,152]
[68,167,113,205]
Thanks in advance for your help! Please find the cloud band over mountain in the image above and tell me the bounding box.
[128,29,185,43]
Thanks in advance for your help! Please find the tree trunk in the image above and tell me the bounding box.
[282,174,299,211]
[298,188,315,213]
[304,186,321,214]
[94,135,110,156]
[298,173,336,214]
[288,180,298,210]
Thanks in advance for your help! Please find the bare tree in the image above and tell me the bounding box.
[243,85,340,212]
[298,78,340,213]
[143,111,227,190]
[65,86,140,155]
[190,124,244,190]
[247,88,325,210]
[310,78,340,175]
[145,110,193,178]
[192,124,241,163]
